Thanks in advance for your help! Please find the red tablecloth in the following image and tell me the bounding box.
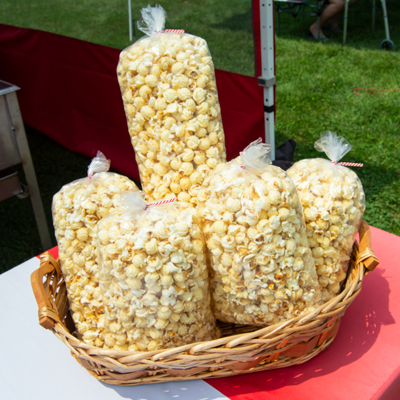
[206,226,400,400]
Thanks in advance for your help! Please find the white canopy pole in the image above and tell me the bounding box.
[258,0,276,160]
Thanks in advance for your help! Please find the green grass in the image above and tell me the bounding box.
[1,0,400,273]
[274,40,400,235]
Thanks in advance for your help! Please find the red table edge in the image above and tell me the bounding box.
[37,246,59,260]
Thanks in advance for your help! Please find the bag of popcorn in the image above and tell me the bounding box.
[287,132,366,301]
[52,152,140,347]
[197,139,321,326]
[96,191,217,351]
[117,4,226,205]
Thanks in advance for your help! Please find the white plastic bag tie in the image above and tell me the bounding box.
[240,138,272,172]
[121,191,147,212]
[315,131,363,167]
[137,4,166,35]
[137,4,184,35]
[121,191,176,212]
[87,151,111,179]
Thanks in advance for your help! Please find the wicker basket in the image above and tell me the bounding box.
[31,220,378,386]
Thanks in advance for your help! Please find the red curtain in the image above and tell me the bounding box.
[252,0,262,77]
[0,23,264,181]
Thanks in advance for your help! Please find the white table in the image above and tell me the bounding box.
[3,224,400,400]
[0,257,228,400]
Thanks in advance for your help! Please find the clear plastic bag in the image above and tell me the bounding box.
[117,4,226,205]
[287,132,366,301]
[52,152,139,347]
[197,139,321,326]
[96,191,217,351]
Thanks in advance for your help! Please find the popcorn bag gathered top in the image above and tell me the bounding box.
[198,139,321,326]
[288,132,366,302]
[96,191,218,352]
[52,152,139,346]
[117,4,226,204]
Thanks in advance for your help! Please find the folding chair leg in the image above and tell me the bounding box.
[381,0,391,41]
[343,0,350,45]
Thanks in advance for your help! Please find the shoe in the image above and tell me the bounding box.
[308,31,327,40]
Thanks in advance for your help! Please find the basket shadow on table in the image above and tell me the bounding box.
[207,267,394,396]
[100,381,217,400]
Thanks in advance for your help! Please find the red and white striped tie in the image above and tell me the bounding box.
[160,29,185,33]
[145,198,176,210]
[332,161,363,167]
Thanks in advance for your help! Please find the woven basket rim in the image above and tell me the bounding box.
[31,220,379,385]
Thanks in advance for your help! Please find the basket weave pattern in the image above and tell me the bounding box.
[31,220,378,386]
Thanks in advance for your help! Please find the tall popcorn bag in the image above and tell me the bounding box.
[117,4,226,205]
[287,132,366,301]
[52,152,140,346]
[198,139,321,326]
[96,191,218,351]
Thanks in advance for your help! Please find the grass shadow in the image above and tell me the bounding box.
[275,0,400,52]
[210,7,253,33]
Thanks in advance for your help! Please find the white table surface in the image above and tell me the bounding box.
[0,257,228,400]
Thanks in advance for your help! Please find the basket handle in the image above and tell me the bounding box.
[30,253,63,329]
[357,220,379,273]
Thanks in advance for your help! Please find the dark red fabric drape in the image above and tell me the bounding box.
[0,24,264,181]
[252,0,262,77]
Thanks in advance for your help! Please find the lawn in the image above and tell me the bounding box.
[0,0,399,273]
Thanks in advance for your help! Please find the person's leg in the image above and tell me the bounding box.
[310,0,345,38]
[326,0,358,31]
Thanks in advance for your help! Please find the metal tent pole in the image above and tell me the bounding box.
[258,0,276,160]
